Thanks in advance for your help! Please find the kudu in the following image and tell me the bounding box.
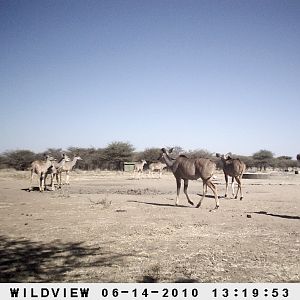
[133,160,147,178]
[216,153,246,200]
[56,156,83,186]
[45,153,70,190]
[158,148,219,209]
[29,155,55,192]
[148,161,167,178]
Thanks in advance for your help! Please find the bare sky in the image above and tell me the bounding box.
[1,0,299,158]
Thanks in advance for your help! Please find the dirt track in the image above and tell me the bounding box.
[0,170,299,283]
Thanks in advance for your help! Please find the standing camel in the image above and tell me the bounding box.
[29,155,55,192]
[56,156,82,186]
[159,148,219,209]
[216,153,246,200]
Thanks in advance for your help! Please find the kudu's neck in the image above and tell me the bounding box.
[162,153,175,168]
[71,158,79,167]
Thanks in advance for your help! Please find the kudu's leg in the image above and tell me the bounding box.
[196,181,207,208]
[40,173,45,192]
[50,173,55,191]
[224,174,229,198]
[59,172,62,187]
[183,179,194,206]
[66,171,70,185]
[207,180,219,209]
[175,178,181,206]
[235,176,243,200]
[56,173,61,188]
[231,177,235,197]
[29,169,34,191]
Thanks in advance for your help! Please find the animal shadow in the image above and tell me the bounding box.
[127,200,192,208]
[251,211,300,220]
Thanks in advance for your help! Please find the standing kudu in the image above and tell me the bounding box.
[159,148,219,209]
[29,155,55,192]
[216,153,246,200]
[133,160,147,178]
[56,156,83,186]
[45,153,70,190]
[148,161,167,178]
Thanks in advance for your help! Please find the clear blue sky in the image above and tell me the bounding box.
[1,0,299,158]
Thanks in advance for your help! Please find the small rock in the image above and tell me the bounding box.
[247,214,252,218]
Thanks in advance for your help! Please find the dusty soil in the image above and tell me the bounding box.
[0,169,299,283]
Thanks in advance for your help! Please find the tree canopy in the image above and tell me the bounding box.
[0,144,298,171]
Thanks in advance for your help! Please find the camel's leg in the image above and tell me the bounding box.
[175,178,181,206]
[183,179,194,206]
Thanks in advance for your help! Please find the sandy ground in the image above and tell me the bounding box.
[0,169,299,283]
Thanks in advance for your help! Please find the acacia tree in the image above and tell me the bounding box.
[252,150,274,170]
[138,148,161,163]
[104,142,135,170]
[187,149,213,159]
[2,150,37,170]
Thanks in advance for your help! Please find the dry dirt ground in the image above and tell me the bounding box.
[0,169,299,283]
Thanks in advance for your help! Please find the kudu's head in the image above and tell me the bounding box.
[74,155,83,161]
[44,154,55,161]
[61,153,71,162]
[216,152,232,161]
[158,147,176,161]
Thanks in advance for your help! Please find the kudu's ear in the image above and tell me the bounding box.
[216,153,220,158]
[169,147,174,153]
[224,152,232,159]
[161,148,167,153]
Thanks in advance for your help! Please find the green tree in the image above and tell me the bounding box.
[139,148,161,163]
[187,149,213,159]
[104,142,135,170]
[252,150,274,170]
[3,150,37,170]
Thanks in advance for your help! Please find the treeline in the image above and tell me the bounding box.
[0,142,299,171]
